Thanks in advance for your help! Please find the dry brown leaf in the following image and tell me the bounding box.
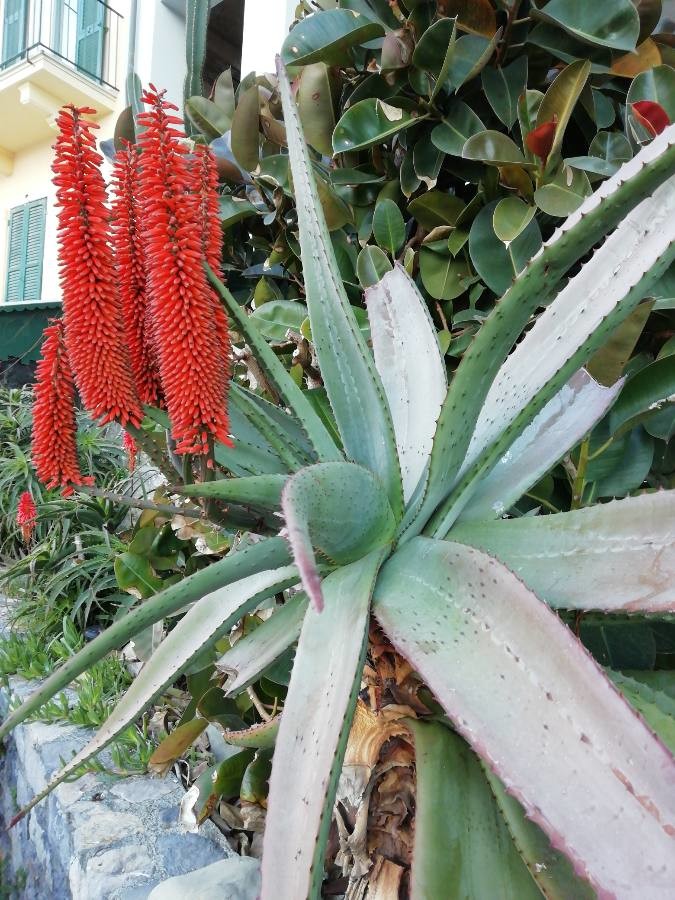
[611,39,662,77]
[367,856,406,900]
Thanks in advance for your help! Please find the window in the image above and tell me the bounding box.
[1,0,27,66]
[54,0,105,81]
[5,199,46,304]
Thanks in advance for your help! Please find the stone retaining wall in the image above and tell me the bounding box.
[0,628,233,898]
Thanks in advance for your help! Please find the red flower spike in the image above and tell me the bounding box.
[16,492,37,543]
[525,117,558,163]
[52,105,143,428]
[137,86,232,455]
[122,430,138,473]
[111,143,164,407]
[631,100,670,138]
[31,320,94,496]
[192,144,232,398]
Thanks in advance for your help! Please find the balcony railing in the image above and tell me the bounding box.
[1,0,121,91]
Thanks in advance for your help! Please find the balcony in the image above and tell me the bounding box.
[0,0,122,174]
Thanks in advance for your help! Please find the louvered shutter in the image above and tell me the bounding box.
[76,0,104,81]
[1,0,27,66]
[23,199,46,301]
[5,205,26,302]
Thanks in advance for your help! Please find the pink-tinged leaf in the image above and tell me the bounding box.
[451,490,675,612]
[281,462,397,612]
[374,538,675,897]
[262,550,384,900]
[458,368,623,522]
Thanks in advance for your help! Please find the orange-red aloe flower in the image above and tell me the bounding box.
[137,86,232,456]
[31,320,94,496]
[16,491,37,543]
[111,142,164,407]
[52,105,143,428]
[631,100,670,137]
[122,430,138,473]
[192,143,231,395]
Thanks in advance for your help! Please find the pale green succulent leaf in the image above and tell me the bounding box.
[458,368,622,522]
[609,670,675,754]
[0,537,291,743]
[374,538,675,897]
[176,474,287,511]
[12,563,300,823]
[218,592,309,696]
[261,550,384,900]
[281,461,396,611]
[277,59,403,518]
[365,264,447,503]
[407,719,541,900]
[451,492,675,613]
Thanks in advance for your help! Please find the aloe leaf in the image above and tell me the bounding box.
[430,170,675,534]
[230,384,308,471]
[365,265,447,502]
[206,266,341,464]
[235,384,318,463]
[451,491,675,612]
[407,719,541,900]
[221,716,280,750]
[458,369,622,522]
[483,769,596,900]
[176,474,287,510]
[219,592,308,695]
[261,550,384,900]
[277,59,403,518]
[281,461,396,610]
[0,537,291,742]
[609,670,675,753]
[374,538,675,897]
[11,564,299,824]
[405,123,675,539]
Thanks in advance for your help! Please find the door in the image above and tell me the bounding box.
[1,0,27,66]
[75,0,104,81]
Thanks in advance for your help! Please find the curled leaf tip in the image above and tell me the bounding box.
[631,100,670,137]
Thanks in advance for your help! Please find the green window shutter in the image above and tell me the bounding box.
[76,0,104,81]
[2,0,27,66]
[4,199,46,303]
[23,199,46,301]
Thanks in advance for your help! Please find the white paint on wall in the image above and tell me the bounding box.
[240,0,296,76]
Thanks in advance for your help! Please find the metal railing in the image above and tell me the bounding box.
[0,0,122,91]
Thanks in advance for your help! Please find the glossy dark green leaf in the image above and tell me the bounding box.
[114,552,163,599]
[431,102,485,156]
[219,196,259,227]
[185,96,232,140]
[240,749,274,804]
[626,64,675,135]
[249,300,309,340]
[589,427,654,497]
[566,131,633,176]
[297,63,339,156]
[408,190,466,228]
[531,0,640,51]
[492,196,536,243]
[372,199,405,255]
[526,23,612,72]
[536,60,591,161]
[481,57,527,128]
[446,32,500,90]
[333,98,423,153]
[534,166,592,216]
[608,356,675,438]
[281,9,384,66]
[419,248,470,300]
[468,199,542,295]
[462,130,531,167]
[412,16,456,75]
[400,150,422,196]
[413,133,445,188]
[356,245,392,287]
[579,620,656,669]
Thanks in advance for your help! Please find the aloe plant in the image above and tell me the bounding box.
[4,57,675,896]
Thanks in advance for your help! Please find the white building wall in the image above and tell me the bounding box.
[240,0,296,76]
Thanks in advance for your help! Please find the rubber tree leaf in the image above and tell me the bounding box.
[608,355,675,438]
[451,491,675,613]
[586,299,652,386]
[365,265,447,502]
[531,0,640,52]
[297,63,338,157]
[481,57,528,128]
[0,537,291,742]
[356,245,392,288]
[231,85,260,172]
[458,368,622,522]
[462,130,532,167]
[219,592,309,695]
[11,564,299,824]
[484,769,596,900]
[280,8,384,66]
[278,60,403,516]
[407,719,541,900]
[430,166,675,535]
[534,166,592,216]
[372,198,405,255]
[206,266,341,463]
[261,550,384,900]
[249,299,309,341]
[626,64,675,140]
[431,102,484,156]
[374,538,675,897]
[468,199,542,295]
[492,196,536,243]
[185,96,232,141]
[281,461,396,611]
[536,60,591,163]
[333,98,425,153]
